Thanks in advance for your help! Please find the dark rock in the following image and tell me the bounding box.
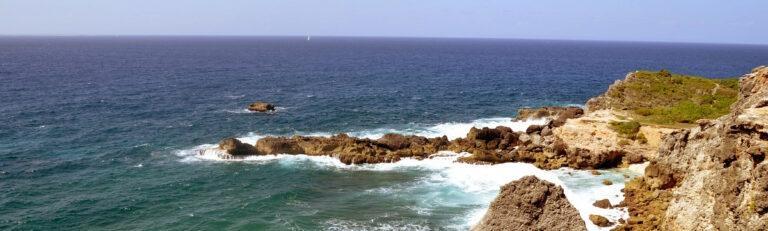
[526,125,544,134]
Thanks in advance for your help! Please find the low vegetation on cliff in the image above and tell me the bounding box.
[591,70,739,126]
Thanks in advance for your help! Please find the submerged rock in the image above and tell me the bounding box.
[472,176,587,231]
[247,101,275,112]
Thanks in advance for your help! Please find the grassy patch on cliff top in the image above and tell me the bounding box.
[607,70,739,125]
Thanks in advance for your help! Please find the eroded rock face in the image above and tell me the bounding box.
[472,176,587,231]
[618,66,768,230]
[247,101,275,112]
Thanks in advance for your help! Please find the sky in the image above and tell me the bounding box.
[1,0,766,45]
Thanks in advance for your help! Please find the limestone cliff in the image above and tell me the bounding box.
[618,66,768,230]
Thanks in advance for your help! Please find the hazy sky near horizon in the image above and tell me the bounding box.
[1,0,766,44]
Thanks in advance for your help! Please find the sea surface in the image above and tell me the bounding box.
[2,36,767,230]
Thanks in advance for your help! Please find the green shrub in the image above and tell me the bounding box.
[604,70,739,125]
[609,120,642,139]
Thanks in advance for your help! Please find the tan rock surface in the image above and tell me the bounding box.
[472,176,587,231]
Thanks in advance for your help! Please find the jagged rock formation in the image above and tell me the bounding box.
[219,133,450,164]
[454,106,653,169]
[617,66,768,230]
[472,176,587,231]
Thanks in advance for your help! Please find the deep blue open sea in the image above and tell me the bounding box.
[1,36,767,230]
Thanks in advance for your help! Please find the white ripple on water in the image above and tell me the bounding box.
[222,106,289,114]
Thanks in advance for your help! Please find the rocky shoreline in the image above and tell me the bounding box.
[206,66,767,230]
[213,105,649,170]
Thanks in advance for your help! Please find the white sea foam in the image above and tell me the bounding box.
[174,117,630,230]
[176,149,633,230]
[209,117,547,143]
[225,94,246,99]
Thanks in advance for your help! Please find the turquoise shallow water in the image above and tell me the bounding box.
[2,36,767,230]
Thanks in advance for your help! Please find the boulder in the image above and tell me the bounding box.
[473,176,587,231]
[593,199,612,209]
[589,214,613,227]
[247,101,276,112]
[526,125,544,134]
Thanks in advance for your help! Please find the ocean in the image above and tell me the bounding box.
[2,36,767,230]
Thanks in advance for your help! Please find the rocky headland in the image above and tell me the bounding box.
[208,66,767,230]
[616,66,768,230]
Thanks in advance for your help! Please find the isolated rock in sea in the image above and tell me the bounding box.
[618,66,768,230]
[219,138,259,155]
[247,101,275,112]
[472,176,587,231]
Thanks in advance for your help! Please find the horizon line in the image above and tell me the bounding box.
[0,34,766,47]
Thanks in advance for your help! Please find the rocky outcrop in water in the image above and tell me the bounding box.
[216,105,637,169]
[219,133,450,164]
[472,176,587,231]
[248,101,275,112]
[617,66,768,230]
